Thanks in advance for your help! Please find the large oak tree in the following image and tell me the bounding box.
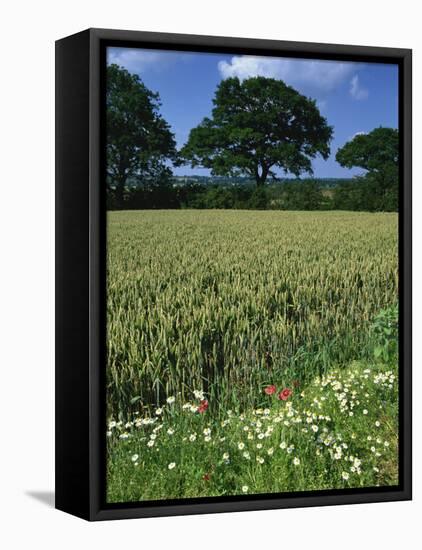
[336,127,399,178]
[179,76,333,186]
[336,127,399,210]
[106,64,177,203]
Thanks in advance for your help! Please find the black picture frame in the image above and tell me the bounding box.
[55,28,412,521]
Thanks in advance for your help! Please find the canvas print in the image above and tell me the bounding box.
[105,46,399,504]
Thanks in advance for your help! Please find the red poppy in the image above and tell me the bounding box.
[278,388,292,401]
[202,473,211,481]
[264,385,277,395]
[197,399,209,413]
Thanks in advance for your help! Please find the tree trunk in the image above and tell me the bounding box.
[255,164,269,186]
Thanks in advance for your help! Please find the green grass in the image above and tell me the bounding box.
[106,359,398,502]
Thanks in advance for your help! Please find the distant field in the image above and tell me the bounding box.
[106,210,398,418]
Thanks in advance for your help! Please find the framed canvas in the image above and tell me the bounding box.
[55,28,412,521]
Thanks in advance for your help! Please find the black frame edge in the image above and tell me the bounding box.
[400,48,412,501]
[55,29,92,520]
[90,27,411,59]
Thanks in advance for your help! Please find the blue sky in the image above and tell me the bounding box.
[107,47,398,179]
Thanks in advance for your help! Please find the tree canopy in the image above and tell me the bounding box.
[336,127,398,175]
[179,76,333,186]
[106,64,177,203]
[335,127,399,210]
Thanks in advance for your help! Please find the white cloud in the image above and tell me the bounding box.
[218,56,359,92]
[348,130,367,141]
[107,48,171,74]
[350,75,369,100]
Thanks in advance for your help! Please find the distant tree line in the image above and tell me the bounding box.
[106,177,397,212]
[106,64,399,212]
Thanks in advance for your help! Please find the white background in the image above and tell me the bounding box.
[0,1,419,548]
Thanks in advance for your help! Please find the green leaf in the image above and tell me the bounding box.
[374,347,383,359]
[130,396,141,405]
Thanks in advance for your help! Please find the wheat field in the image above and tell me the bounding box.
[106,210,398,418]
